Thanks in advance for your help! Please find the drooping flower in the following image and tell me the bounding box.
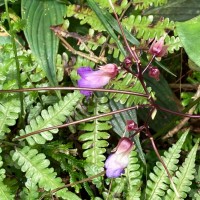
[77,64,118,97]
[149,37,168,57]
[105,137,134,178]
[148,66,160,81]
[126,120,138,132]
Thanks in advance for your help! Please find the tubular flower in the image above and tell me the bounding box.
[105,137,134,178]
[149,37,168,57]
[77,64,118,97]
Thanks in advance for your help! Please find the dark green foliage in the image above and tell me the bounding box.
[0,0,199,199]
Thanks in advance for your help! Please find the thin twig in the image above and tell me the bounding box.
[13,104,149,141]
[163,85,200,139]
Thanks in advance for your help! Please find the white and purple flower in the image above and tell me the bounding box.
[105,137,134,178]
[77,64,118,97]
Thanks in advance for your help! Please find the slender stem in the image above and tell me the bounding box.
[156,104,200,118]
[142,55,156,74]
[0,87,148,98]
[108,0,140,65]
[13,104,149,141]
[4,0,24,123]
[51,171,105,195]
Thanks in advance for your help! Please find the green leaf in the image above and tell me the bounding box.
[176,15,200,68]
[109,100,146,165]
[164,139,199,200]
[146,130,189,199]
[21,0,66,86]
[18,91,82,145]
[144,0,200,22]
[12,146,81,200]
[87,0,126,56]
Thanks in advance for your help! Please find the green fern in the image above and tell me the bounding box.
[108,71,149,106]
[12,146,81,200]
[125,149,143,200]
[0,97,20,139]
[18,91,82,145]
[66,5,105,32]
[122,15,181,53]
[78,96,111,188]
[0,148,14,199]
[133,0,168,10]
[164,139,199,200]
[146,130,189,199]
[93,0,129,14]
[19,178,39,200]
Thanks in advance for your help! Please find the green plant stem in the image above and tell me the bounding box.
[4,0,24,124]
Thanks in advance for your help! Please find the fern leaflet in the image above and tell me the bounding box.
[78,96,111,188]
[0,148,14,199]
[12,146,81,200]
[125,149,142,200]
[146,130,189,199]
[0,97,20,139]
[164,139,199,200]
[108,71,149,106]
[18,91,82,145]
[133,0,168,10]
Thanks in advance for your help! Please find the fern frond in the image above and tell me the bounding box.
[0,182,14,200]
[123,15,168,38]
[164,139,199,200]
[0,97,20,139]
[146,130,189,199]
[93,0,129,14]
[66,5,105,32]
[12,146,81,200]
[78,97,111,188]
[133,0,168,10]
[18,91,82,145]
[165,36,182,53]
[125,149,142,200]
[108,71,149,106]
[103,177,126,199]
[20,179,39,200]
[0,148,14,199]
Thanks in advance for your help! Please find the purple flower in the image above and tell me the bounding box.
[77,64,118,97]
[105,137,134,178]
[149,37,168,57]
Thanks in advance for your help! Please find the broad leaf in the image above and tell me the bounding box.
[21,0,66,86]
[176,15,200,69]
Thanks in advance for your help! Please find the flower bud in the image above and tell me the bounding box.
[124,57,133,68]
[148,66,160,81]
[126,120,138,131]
[105,137,134,178]
[149,37,168,57]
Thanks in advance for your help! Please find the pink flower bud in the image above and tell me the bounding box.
[148,66,160,81]
[126,120,138,131]
[77,64,118,96]
[105,137,134,178]
[124,57,133,68]
[149,37,168,57]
